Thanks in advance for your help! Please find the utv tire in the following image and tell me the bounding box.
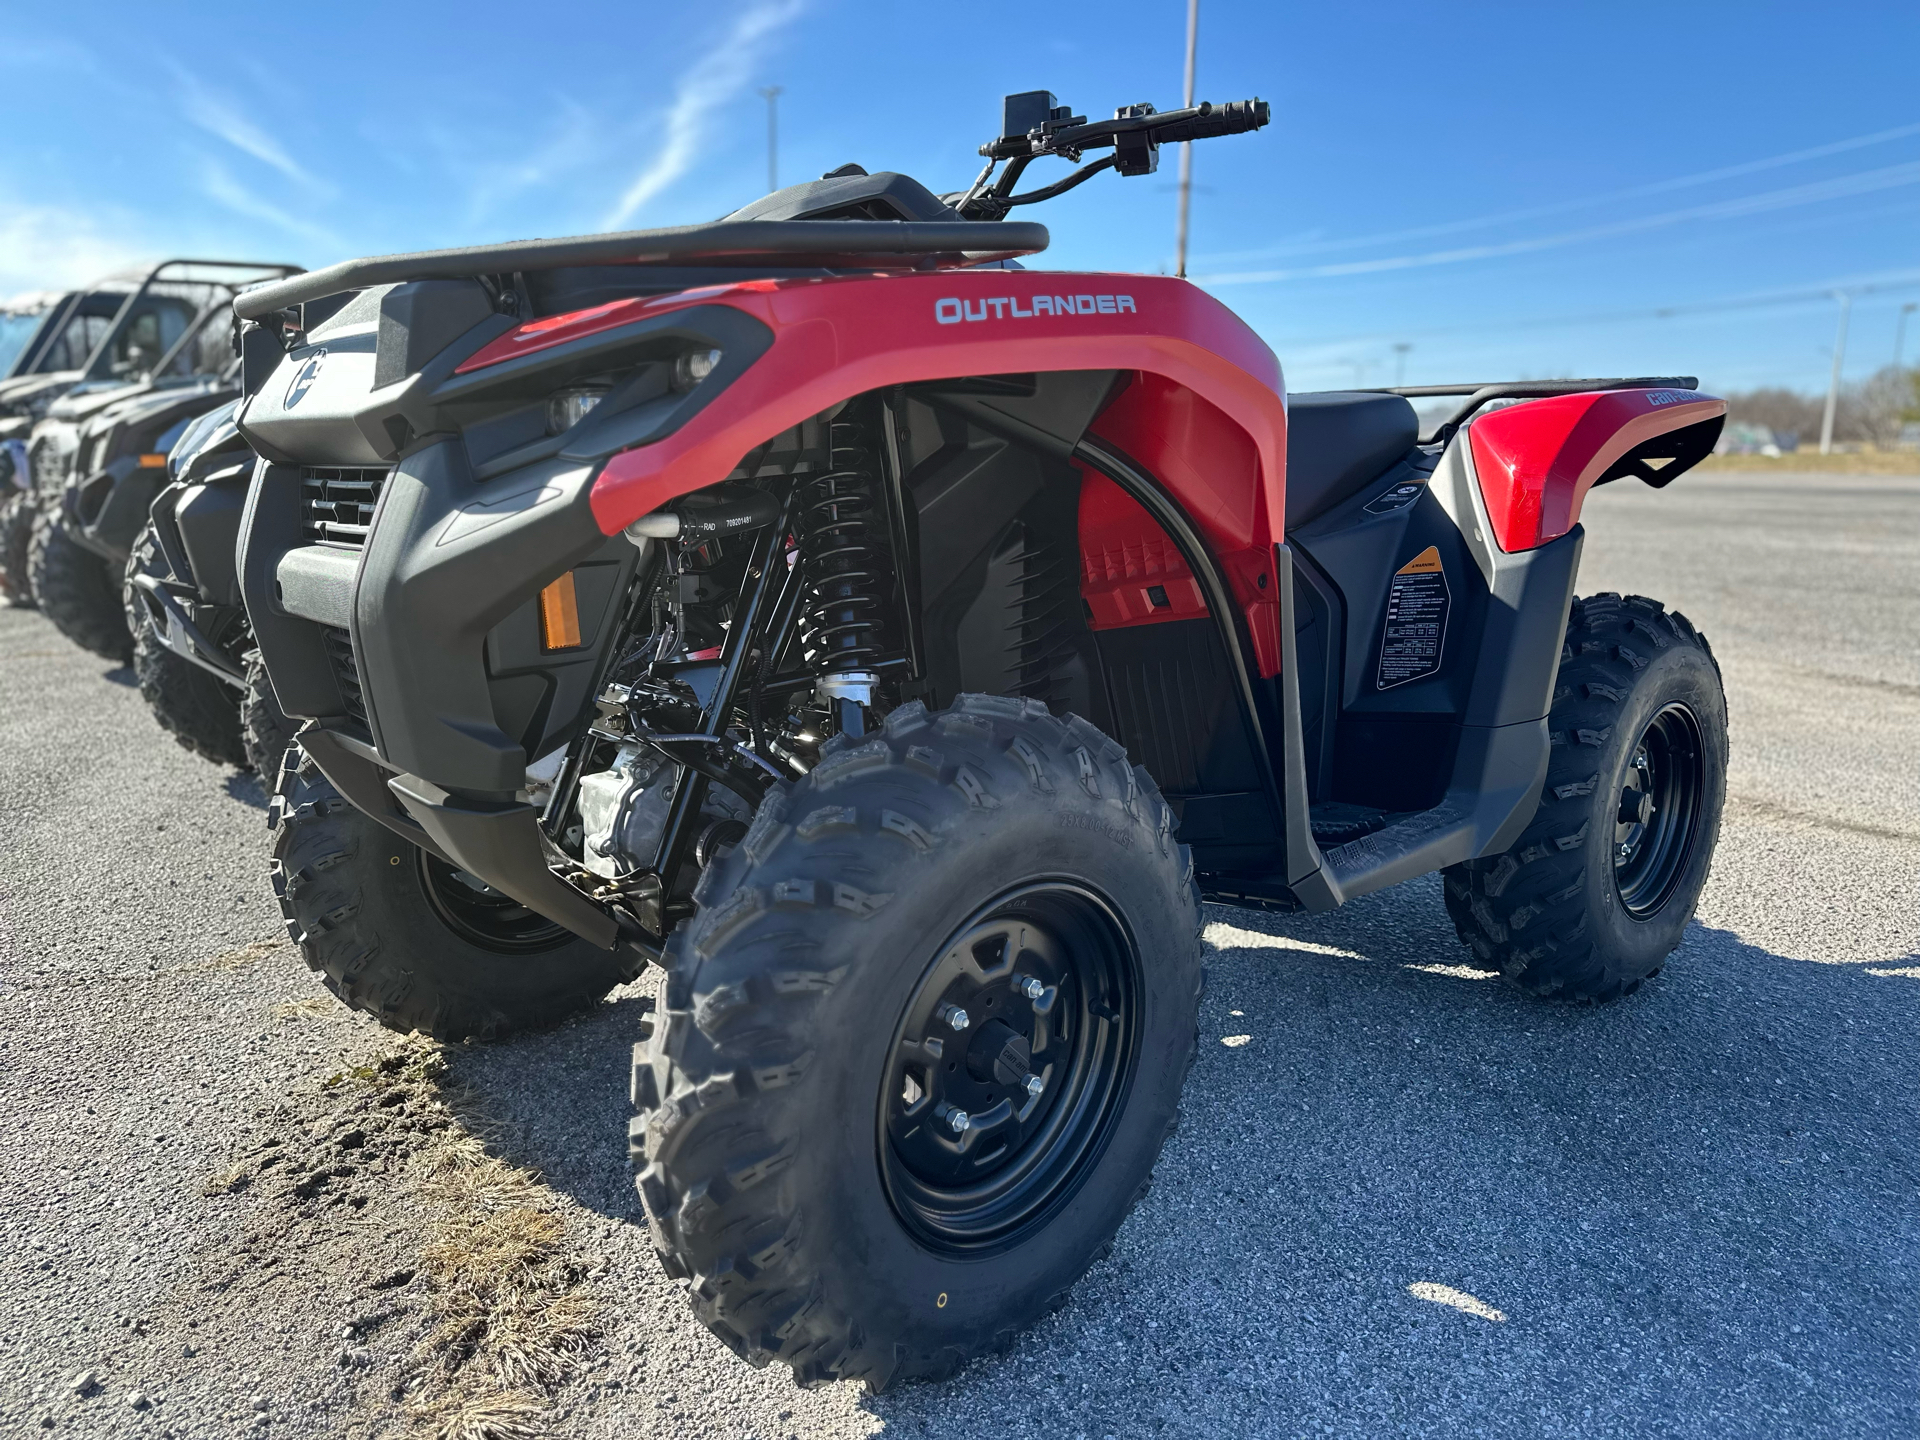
[1443,593,1727,1001]
[631,696,1203,1392]
[270,749,642,1041]
[242,649,300,779]
[29,507,131,662]
[124,526,249,768]
[0,490,36,608]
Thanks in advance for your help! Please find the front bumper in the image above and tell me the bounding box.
[239,440,636,948]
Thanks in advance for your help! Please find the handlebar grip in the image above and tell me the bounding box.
[1157,99,1270,145]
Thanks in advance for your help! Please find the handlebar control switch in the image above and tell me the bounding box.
[1113,103,1160,176]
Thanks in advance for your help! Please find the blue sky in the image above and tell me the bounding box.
[4,0,1917,393]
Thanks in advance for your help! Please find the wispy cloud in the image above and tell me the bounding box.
[172,63,333,197]
[0,194,147,294]
[602,0,805,230]
[445,97,602,224]
[198,158,341,254]
[1199,160,1920,286]
[0,36,101,74]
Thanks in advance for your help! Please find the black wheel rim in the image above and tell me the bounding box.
[1612,702,1707,918]
[416,851,571,954]
[877,881,1142,1254]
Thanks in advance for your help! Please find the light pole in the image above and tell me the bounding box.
[1895,301,1918,372]
[1392,343,1412,388]
[759,86,784,194]
[1174,0,1199,278]
[1819,290,1852,456]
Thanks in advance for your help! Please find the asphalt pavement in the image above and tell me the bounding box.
[0,470,1914,1438]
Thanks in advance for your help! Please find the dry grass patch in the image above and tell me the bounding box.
[191,937,289,973]
[271,995,334,1020]
[401,1054,599,1439]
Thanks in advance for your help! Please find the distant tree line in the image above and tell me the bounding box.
[1723,366,1919,450]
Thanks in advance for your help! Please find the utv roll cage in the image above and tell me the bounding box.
[83,259,301,386]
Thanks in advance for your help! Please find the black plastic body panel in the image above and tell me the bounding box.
[169,478,245,607]
[350,441,627,794]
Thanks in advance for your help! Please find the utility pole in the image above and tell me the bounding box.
[1174,0,1199,278]
[1392,343,1412,388]
[1819,290,1852,455]
[759,86,784,194]
[1895,301,1918,372]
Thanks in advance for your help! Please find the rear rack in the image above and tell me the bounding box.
[232,220,1050,321]
[1363,377,1701,446]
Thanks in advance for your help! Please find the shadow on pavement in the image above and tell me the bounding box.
[101,664,135,687]
[222,771,270,812]
[443,874,1920,1435]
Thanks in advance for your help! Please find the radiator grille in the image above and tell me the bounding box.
[300,466,390,547]
[321,625,369,735]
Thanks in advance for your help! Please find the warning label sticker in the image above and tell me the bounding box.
[1376,545,1449,689]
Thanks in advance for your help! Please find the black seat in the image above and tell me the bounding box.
[1285,391,1419,529]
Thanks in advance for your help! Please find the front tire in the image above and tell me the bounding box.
[29,506,130,662]
[269,750,643,1040]
[1443,593,1727,1000]
[241,649,300,779]
[0,490,37,608]
[123,525,250,769]
[631,696,1203,1391]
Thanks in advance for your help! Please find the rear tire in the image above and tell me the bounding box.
[0,490,36,608]
[123,525,249,768]
[631,696,1203,1391]
[28,506,130,662]
[269,749,642,1041]
[1443,593,1727,1001]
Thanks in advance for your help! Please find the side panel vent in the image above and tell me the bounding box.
[320,625,370,739]
[300,466,391,548]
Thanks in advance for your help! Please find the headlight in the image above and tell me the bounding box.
[672,348,722,393]
[546,386,609,435]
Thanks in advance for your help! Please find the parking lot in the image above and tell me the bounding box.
[1,469,1915,1438]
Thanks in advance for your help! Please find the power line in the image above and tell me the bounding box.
[1198,160,1920,286]
[1263,270,1920,354]
[1193,117,1920,269]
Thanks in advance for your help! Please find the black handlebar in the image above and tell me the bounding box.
[958,92,1267,218]
[981,96,1269,162]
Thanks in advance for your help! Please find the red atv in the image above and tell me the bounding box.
[234,91,1727,1390]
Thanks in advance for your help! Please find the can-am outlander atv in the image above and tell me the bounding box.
[121,399,297,771]
[233,92,1727,1390]
[24,261,297,660]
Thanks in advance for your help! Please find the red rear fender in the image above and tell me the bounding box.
[1466,387,1725,553]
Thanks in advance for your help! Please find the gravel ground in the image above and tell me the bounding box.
[0,470,1914,1438]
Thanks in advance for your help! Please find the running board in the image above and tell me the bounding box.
[1289,717,1550,910]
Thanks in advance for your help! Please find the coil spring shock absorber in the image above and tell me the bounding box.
[798,415,894,734]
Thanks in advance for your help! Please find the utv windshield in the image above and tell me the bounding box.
[0,308,51,377]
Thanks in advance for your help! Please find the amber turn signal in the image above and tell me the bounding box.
[137,453,169,468]
[538,570,583,650]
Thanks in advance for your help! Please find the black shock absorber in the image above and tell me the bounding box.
[797,415,894,734]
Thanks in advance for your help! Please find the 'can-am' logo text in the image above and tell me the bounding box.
[935,295,1136,324]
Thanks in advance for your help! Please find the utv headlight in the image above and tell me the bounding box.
[546,386,609,435]
[671,348,722,393]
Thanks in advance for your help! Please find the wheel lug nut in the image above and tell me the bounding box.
[1022,1073,1043,1099]
[938,1004,970,1031]
[1015,976,1044,1000]
[938,1103,970,1133]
